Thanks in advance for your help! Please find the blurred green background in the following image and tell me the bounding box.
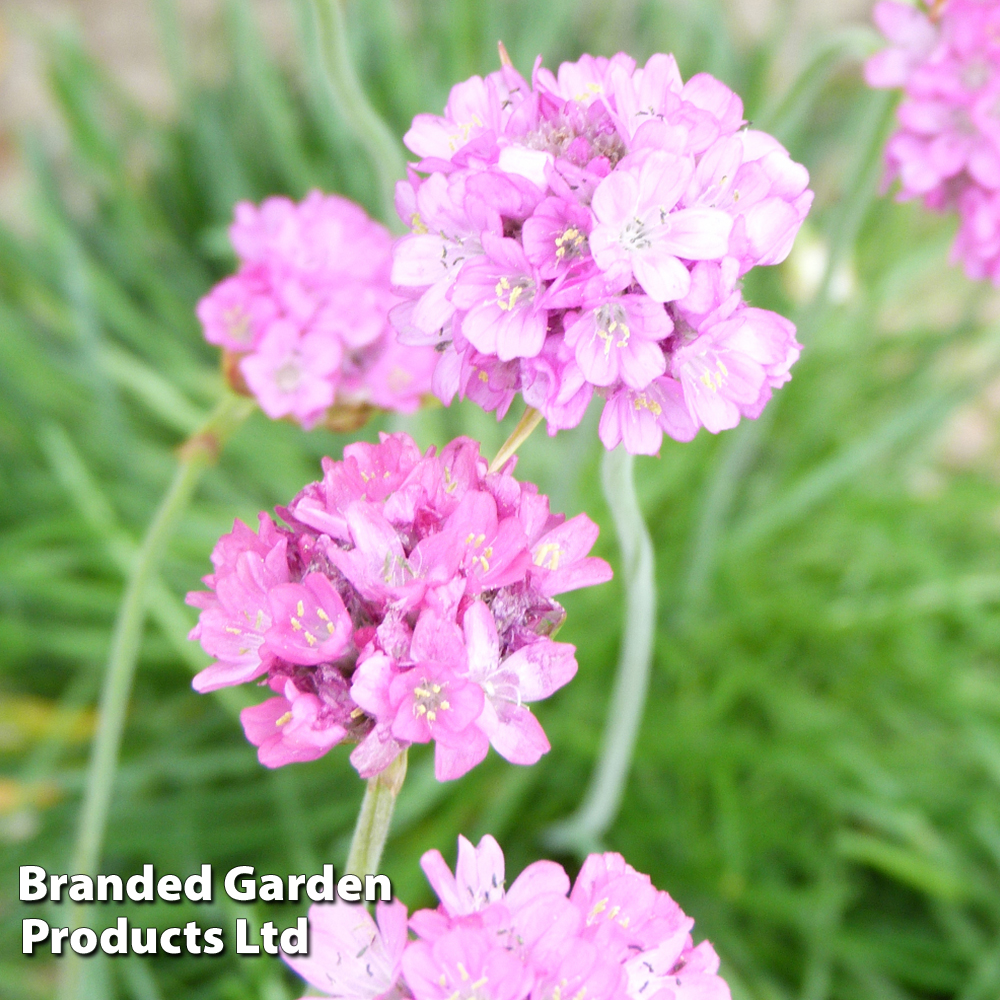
[4,1,1000,998]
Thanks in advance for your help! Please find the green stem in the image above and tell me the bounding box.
[345,750,407,877]
[59,394,253,1000]
[306,0,407,225]
[489,406,544,474]
[545,448,656,856]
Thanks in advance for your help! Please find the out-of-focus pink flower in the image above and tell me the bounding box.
[867,0,1000,284]
[196,269,277,352]
[197,191,437,429]
[187,433,612,781]
[391,52,811,453]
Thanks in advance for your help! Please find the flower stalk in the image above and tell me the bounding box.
[488,406,544,473]
[59,393,254,1000]
[345,749,407,878]
[545,447,656,855]
[306,0,407,226]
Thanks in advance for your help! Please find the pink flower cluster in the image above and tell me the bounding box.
[390,52,811,454]
[198,191,437,428]
[285,835,730,1000]
[866,1,1000,284]
[186,433,611,781]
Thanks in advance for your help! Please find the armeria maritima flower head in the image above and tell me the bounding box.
[866,0,1000,284]
[187,433,611,781]
[283,834,731,1000]
[198,191,437,429]
[390,52,811,454]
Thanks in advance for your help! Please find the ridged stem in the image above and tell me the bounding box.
[59,394,254,1000]
[306,0,407,225]
[545,448,656,856]
[345,750,408,878]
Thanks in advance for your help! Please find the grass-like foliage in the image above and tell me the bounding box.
[4,2,1000,998]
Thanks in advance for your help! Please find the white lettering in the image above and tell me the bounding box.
[203,927,224,955]
[70,928,97,955]
[184,865,212,901]
[69,875,93,902]
[235,917,259,954]
[306,865,335,902]
[365,873,391,901]
[337,874,362,901]
[19,866,47,902]
[280,917,308,955]
[22,919,48,954]
[157,874,182,902]
[159,928,181,955]
[126,865,153,902]
[100,918,128,955]
[225,866,256,902]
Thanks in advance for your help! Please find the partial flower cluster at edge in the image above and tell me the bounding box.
[186,432,612,781]
[284,834,730,1000]
[866,0,1000,284]
[390,51,812,455]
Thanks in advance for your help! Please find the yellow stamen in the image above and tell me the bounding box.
[554,227,585,260]
[495,275,527,311]
[633,394,662,416]
[534,542,561,570]
[699,361,728,393]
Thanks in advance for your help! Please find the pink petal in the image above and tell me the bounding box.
[632,251,691,302]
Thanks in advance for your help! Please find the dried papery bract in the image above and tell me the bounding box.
[187,432,612,782]
[867,1,1000,284]
[283,834,732,1000]
[199,191,438,429]
[391,50,812,454]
